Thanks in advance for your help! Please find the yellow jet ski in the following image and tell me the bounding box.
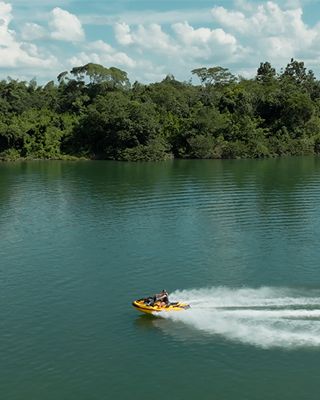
[132,298,190,315]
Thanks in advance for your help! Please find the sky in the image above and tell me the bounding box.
[2,0,320,84]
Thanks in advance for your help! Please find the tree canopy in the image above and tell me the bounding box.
[1,60,320,161]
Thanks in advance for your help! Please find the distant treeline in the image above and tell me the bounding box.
[1,60,320,161]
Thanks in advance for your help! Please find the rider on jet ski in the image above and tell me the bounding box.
[145,290,169,306]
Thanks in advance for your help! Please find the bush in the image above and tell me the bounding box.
[187,135,215,158]
[120,138,173,161]
[0,148,21,161]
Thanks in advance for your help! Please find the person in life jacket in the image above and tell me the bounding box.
[154,290,169,305]
[145,290,170,306]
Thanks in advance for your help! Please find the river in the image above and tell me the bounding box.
[1,158,320,399]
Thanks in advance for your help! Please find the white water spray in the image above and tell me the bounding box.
[158,287,320,348]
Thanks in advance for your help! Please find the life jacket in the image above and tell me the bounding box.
[155,292,169,301]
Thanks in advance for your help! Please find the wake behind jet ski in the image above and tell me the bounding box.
[132,290,190,314]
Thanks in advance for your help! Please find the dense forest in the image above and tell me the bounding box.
[1,59,320,161]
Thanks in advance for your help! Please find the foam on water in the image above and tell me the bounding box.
[159,287,320,348]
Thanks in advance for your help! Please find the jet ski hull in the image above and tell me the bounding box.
[132,299,190,314]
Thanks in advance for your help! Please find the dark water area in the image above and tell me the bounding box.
[1,158,320,399]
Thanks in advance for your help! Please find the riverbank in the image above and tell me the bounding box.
[1,137,318,163]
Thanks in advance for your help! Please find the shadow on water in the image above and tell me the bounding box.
[133,313,181,335]
[134,313,156,329]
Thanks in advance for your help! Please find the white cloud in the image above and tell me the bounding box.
[20,42,40,57]
[115,23,178,54]
[0,1,14,44]
[69,1,320,82]
[90,39,113,53]
[137,62,166,82]
[173,22,237,47]
[69,51,135,69]
[82,9,214,26]
[211,7,249,34]
[0,1,57,69]
[68,37,171,83]
[69,39,135,68]
[263,36,295,59]
[212,2,315,42]
[114,22,133,45]
[21,22,46,40]
[210,1,320,70]
[4,0,320,84]
[172,22,244,62]
[134,24,177,53]
[49,7,84,42]
[114,20,245,66]
[233,0,254,12]
[0,0,11,19]
[0,45,57,68]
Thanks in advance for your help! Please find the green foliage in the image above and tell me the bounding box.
[282,58,315,86]
[121,138,172,161]
[256,62,276,83]
[70,63,130,88]
[187,135,214,158]
[0,148,21,161]
[192,66,237,86]
[1,60,320,162]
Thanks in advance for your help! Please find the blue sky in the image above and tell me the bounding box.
[2,0,320,83]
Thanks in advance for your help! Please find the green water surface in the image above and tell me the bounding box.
[1,158,320,400]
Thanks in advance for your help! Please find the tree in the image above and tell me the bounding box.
[191,66,237,86]
[1,59,320,161]
[57,71,68,84]
[256,62,276,83]
[70,63,130,88]
[282,58,315,86]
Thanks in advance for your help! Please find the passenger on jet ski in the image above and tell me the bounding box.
[145,290,169,306]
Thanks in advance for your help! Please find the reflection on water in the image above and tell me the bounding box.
[134,314,156,329]
[1,157,320,218]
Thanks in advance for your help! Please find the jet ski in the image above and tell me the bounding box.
[132,298,190,314]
